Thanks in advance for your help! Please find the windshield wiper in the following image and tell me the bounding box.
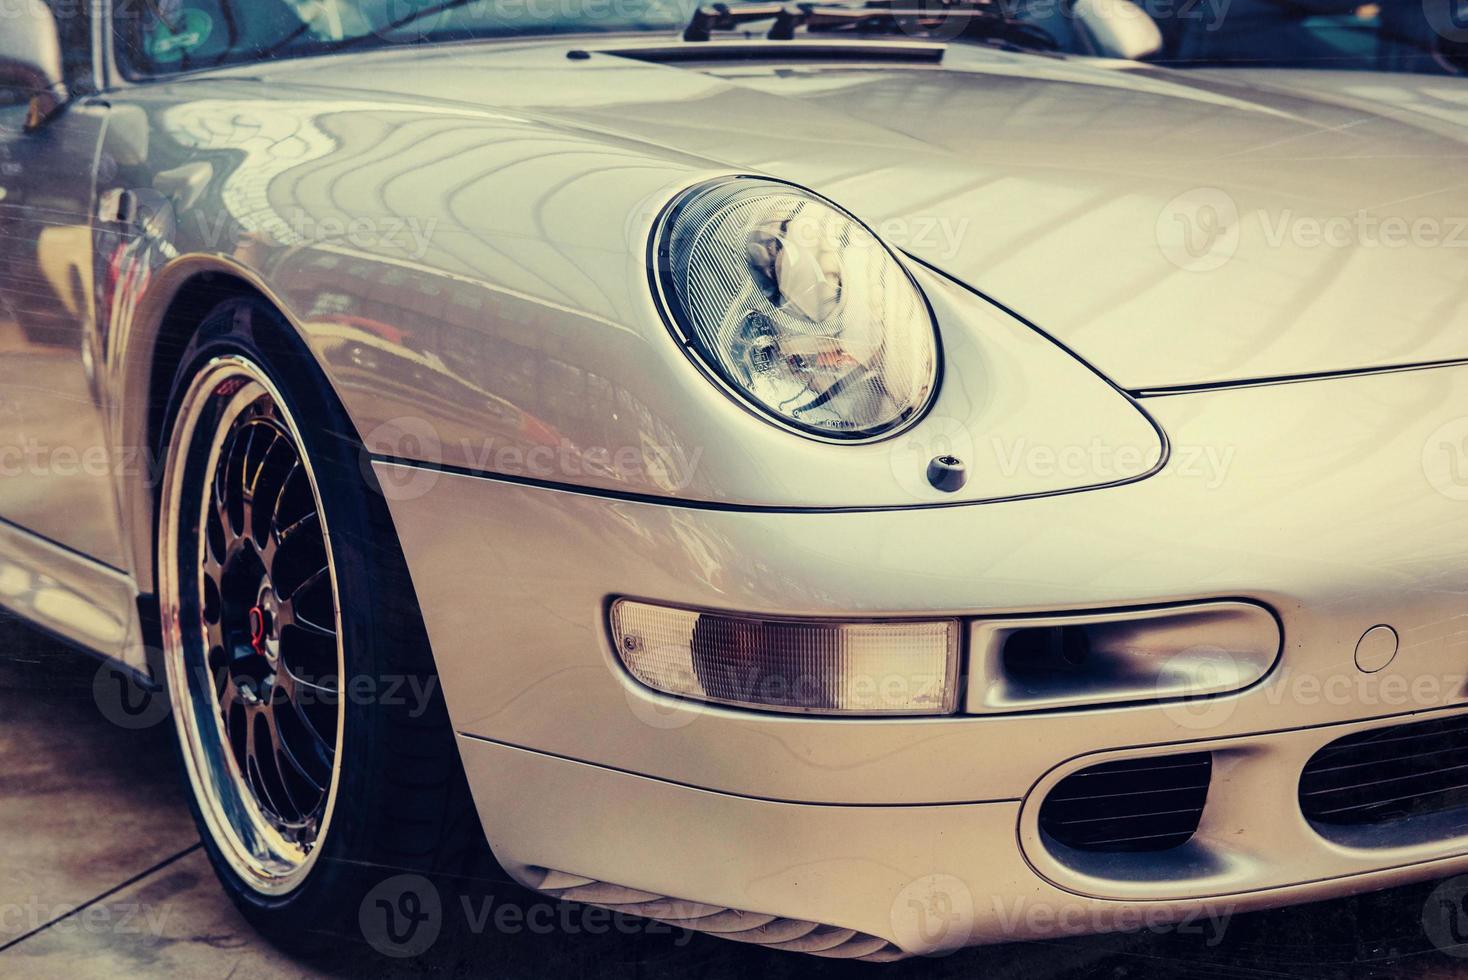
[684,0,1061,51]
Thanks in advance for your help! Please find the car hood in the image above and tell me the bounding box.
[258,40,1468,390]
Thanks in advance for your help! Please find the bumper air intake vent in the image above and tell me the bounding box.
[1039,753,1212,852]
[1301,713,1468,826]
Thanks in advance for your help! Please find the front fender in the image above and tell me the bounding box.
[104,81,1163,587]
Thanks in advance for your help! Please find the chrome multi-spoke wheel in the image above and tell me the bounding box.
[157,301,492,944]
[161,354,344,896]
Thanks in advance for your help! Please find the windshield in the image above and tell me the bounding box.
[115,0,694,76]
[1142,0,1468,74]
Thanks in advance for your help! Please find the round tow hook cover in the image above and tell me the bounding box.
[1354,624,1398,673]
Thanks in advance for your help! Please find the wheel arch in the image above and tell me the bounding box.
[116,254,318,595]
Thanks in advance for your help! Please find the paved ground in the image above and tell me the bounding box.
[7,610,1468,979]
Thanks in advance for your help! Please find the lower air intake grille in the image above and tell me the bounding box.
[1039,753,1212,852]
[1300,713,1468,825]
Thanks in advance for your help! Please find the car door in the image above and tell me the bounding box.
[0,3,126,570]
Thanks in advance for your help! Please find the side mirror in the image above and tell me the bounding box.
[0,0,68,130]
[1072,0,1163,61]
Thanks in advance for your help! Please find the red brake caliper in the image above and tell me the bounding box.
[248,606,266,655]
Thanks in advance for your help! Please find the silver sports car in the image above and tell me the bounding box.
[5,0,1468,963]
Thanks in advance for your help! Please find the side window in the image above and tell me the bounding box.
[43,1,94,91]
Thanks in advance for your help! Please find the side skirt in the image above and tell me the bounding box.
[0,517,149,675]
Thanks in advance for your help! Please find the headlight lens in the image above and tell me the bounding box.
[653,177,939,440]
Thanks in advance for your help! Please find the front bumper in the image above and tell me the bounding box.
[377,362,1468,954]
[454,719,1468,954]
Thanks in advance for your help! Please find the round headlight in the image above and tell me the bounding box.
[652,177,939,441]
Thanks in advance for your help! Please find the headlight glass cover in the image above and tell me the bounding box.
[653,177,939,440]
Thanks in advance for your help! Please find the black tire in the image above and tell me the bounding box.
[157,295,496,952]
